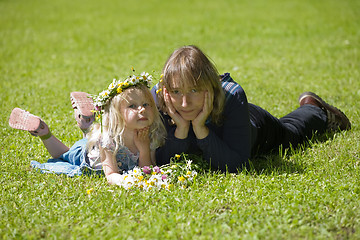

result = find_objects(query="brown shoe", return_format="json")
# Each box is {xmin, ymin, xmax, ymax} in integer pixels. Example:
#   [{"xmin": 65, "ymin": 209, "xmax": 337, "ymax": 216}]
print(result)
[{"xmin": 298, "ymin": 92, "xmax": 351, "ymax": 131}]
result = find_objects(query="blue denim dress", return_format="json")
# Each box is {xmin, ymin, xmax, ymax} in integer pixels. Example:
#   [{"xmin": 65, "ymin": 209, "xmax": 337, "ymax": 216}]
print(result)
[{"xmin": 30, "ymin": 138, "xmax": 139, "ymax": 177}]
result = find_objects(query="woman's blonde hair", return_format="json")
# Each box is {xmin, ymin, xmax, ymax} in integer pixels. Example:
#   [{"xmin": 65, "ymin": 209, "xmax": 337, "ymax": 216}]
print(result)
[
  {"xmin": 157, "ymin": 45, "xmax": 225, "ymax": 125},
  {"xmin": 87, "ymin": 84, "xmax": 166, "ymax": 153}
]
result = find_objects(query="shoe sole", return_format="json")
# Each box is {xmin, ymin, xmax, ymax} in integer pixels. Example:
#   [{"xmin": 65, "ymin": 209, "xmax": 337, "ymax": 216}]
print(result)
[
  {"xmin": 70, "ymin": 92, "xmax": 94, "ymax": 117},
  {"xmin": 9, "ymin": 108, "xmax": 41, "ymax": 131}
]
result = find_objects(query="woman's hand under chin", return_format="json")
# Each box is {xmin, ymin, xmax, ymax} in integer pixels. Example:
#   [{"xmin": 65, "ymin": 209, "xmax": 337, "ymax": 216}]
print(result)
[
  {"xmin": 163, "ymin": 87, "xmax": 190, "ymax": 139},
  {"xmin": 192, "ymin": 90, "xmax": 214, "ymax": 139}
]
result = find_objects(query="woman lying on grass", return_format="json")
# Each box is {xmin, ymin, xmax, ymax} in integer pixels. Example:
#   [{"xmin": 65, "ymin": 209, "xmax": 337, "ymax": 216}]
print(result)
[
  {"xmin": 151, "ymin": 45, "xmax": 351, "ymax": 173},
  {"xmin": 9, "ymin": 72, "xmax": 166, "ymax": 185}
]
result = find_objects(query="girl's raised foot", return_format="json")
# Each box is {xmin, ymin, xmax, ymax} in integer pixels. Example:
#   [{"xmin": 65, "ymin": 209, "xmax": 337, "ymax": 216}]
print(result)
[
  {"xmin": 9, "ymin": 108, "xmax": 51, "ymax": 140},
  {"xmin": 70, "ymin": 92, "xmax": 95, "ymax": 133}
]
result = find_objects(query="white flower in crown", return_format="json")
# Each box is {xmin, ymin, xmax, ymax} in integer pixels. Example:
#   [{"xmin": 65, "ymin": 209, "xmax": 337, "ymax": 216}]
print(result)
[
  {"xmin": 135, "ymin": 76, "xmax": 141, "ymax": 84},
  {"xmin": 141, "ymin": 72, "xmax": 152, "ymax": 81},
  {"xmin": 108, "ymin": 79, "xmax": 117, "ymax": 90},
  {"xmin": 100, "ymin": 90, "xmax": 110, "ymax": 98}
]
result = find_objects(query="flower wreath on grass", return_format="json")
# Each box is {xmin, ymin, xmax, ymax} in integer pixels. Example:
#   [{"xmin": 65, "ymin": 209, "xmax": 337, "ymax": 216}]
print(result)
[{"xmin": 115, "ymin": 153, "xmax": 199, "ymax": 191}]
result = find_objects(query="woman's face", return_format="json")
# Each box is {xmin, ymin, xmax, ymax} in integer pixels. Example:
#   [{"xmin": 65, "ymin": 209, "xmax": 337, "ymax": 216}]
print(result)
[
  {"xmin": 167, "ymin": 80, "xmax": 206, "ymax": 121},
  {"xmin": 120, "ymin": 89, "xmax": 155, "ymax": 130}
]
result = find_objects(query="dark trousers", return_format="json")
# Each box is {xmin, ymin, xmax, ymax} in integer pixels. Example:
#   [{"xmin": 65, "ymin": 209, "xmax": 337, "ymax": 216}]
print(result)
[{"xmin": 249, "ymin": 104, "xmax": 327, "ymax": 156}]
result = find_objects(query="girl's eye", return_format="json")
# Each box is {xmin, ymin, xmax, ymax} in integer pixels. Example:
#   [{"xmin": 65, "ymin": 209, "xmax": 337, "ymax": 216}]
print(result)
[
  {"xmin": 128, "ymin": 104, "xmax": 136, "ymax": 109},
  {"xmin": 191, "ymin": 89, "xmax": 197, "ymax": 93},
  {"xmin": 143, "ymin": 103, "xmax": 150, "ymax": 107},
  {"xmin": 172, "ymin": 90, "xmax": 180, "ymax": 94}
]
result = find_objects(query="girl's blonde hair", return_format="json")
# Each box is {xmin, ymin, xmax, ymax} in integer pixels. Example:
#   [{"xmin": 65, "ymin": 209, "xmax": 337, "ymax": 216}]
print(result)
[
  {"xmin": 87, "ymin": 84, "xmax": 166, "ymax": 153},
  {"xmin": 157, "ymin": 45, "xmax": 225, "ymax": 125}
]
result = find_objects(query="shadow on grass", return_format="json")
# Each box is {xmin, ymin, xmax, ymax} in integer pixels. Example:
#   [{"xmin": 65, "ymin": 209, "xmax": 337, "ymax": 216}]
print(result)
[
  {"xmin": 247, "ymin": 131, "xmax": 338, "ymax": 175},
  {"xmin": 248, "ymin": 153, "xmax": 305, "ymax": 175}
]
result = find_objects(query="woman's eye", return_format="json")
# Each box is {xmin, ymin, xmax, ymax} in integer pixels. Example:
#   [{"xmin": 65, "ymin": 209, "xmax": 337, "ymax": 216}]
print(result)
[{"xmin": 143, "ymin": 103, "xmax": 150, "ymax": 107}]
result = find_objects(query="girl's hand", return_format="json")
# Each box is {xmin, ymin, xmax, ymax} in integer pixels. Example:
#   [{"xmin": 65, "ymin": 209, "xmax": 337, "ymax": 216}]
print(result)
[
  {"xmin": 192, "ymin": 90, "xmax": 214, "ymax": 139},
  {"xmin": 163, "ymin": 87, "xmax": 190, "ymax": 139},
  {"xmin": 134, "ymin": 127, "xmax": 151, "ymax": 153},
  {"xmin": 134, "ymin": 127, "xmax": 152, "ymax": 167}
]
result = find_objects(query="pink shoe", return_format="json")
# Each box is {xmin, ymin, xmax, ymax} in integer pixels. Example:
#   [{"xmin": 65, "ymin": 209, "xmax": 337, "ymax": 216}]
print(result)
[
  {"xmin": 9, "ymin": 108, "xmax": 51, "ymax": 139},
  {"xmin": 70, "ymin": 92, "xmax": 95, "ymax": 132}
]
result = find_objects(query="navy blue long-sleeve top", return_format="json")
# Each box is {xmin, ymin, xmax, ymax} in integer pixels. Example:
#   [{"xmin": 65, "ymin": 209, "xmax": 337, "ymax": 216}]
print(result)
[{"xmin": 151, "ymin": 73, "xmax": 252, "ymax": 173}]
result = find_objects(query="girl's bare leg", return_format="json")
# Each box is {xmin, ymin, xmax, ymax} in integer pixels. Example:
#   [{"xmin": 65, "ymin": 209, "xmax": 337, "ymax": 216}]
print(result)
[
  {"xmin": 9, "ymin": 108, "xmax": 69, "ymax": 159},
  {"xmin": 29, "ymin": 120, "xmax": 70, "ymax": 159},
  {"xmin": 40, "ymin": 135, "xmax": 70, "ymax": 159}
]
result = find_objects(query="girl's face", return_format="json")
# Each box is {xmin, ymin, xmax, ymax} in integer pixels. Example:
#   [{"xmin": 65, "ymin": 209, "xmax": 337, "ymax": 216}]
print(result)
[
  {"xmin": 168, "ymin": 79, "xmax": 206, "ymax": 121},
  {"xmin": 120, "ymin": 89, "xmax": 155, "ymax": 130}
]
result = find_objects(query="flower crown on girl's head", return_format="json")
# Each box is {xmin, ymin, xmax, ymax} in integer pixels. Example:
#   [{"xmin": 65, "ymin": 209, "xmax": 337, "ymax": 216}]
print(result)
[{"xmin": 91, "ymin": 71, "xmax": 153, "ymax": 120}]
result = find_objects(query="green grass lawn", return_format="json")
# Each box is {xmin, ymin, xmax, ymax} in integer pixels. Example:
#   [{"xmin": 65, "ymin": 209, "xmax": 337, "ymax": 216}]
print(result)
[{"xmin": 1, "ymin": 0, "xmax": 359, "ymax": 239}]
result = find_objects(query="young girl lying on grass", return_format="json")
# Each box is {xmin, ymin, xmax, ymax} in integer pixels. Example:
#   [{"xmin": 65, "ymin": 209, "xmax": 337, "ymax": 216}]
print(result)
[{"xmin": 9, "ymin": 72, "xmax": 166, "ymax": 185}]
